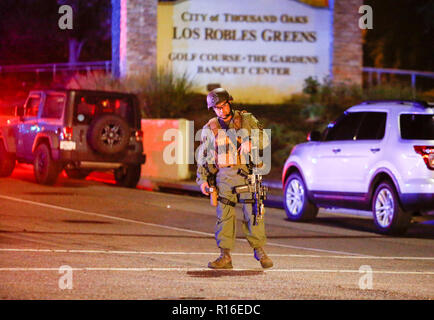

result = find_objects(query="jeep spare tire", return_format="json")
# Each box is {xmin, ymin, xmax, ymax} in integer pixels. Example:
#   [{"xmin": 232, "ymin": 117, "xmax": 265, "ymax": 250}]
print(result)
[{"xmin": 87, "ymin": 114, "xmax": 130, "ymax": 155}]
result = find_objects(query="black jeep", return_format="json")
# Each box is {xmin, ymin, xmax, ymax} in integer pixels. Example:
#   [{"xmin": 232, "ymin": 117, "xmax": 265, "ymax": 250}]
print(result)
[{"xmin": 0, "ymin": 89, "xmax": 146, "ymax": 187}]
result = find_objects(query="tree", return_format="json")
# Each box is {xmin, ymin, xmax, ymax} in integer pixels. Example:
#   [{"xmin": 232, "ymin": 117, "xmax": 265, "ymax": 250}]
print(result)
[
  {"xmin": 57, "ymin": 0, "xmax": 111, "ymax": 63},
  {"xmin": 0, "ymin": 0, "xmax": 111, "ymax": 65},
  {"xmin": 364, "ymin": 0, "xmax": 434, "ymax": 72},
  {"xmin": 0, "ymin": 0, "xmax": 63, "ymax": 64}
]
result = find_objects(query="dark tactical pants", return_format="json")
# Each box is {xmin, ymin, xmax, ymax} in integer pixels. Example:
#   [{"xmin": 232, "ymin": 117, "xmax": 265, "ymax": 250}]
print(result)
[{"xmin": 215, "ymin": 165, "xmax": 267, "ymax": 250}]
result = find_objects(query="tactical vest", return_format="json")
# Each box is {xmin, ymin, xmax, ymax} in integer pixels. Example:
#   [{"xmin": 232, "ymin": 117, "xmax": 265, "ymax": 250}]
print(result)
[{"xmin": 206, "ymin": 110, "xmax": 251, "ymax": 168}]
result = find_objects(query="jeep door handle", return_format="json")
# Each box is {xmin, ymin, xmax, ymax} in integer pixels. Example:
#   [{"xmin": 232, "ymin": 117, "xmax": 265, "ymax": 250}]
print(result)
[
  {"xmin": 332, "ymin": 148, "xmax": 341, "ymax": 153},
  {"xmin": 370, "ymin": 148, "xmax": 381, "ymax": 153}
]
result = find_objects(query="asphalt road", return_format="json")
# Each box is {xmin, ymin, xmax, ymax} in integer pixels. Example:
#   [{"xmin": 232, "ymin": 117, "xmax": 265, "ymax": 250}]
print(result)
[{"xmin": 0, "ymin": 165, "xmax": 433, "ymax": 300}]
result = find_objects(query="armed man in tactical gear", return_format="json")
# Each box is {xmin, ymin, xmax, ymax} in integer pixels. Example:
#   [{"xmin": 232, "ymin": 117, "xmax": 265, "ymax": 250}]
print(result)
[{"xmin": 196, "ymin": 87, "xmax": 273, "ymax": 269}]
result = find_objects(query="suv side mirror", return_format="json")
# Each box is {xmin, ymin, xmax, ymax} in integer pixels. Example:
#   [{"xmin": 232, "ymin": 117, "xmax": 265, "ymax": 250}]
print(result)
[
  {"xmin": 15, "ymin": 105, "xmax": 24, "ymax": 118},
  {"xmin": 307, "ymin": 130, "xmax": 322, "ymax": 141}
]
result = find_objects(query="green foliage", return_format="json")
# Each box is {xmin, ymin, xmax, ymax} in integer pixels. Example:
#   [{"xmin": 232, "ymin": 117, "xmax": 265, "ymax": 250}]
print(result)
[
  {"xmin": 302, "ymin": 76, "xmax": 321, "ymax": 96},
  {"xmin": 364, "ymin": 84, "xmax": 418, "ymax": 100},
  {"xmin": 140, "ymin": 68, "xmax": 196, "ymax": 118},
  {"xmin": 290, "ymin": 77, "xmax": 430, "ymax": 130},
  {"xmin": 261, "ymin": 119, "xmax": 307, "ymax": 179}
]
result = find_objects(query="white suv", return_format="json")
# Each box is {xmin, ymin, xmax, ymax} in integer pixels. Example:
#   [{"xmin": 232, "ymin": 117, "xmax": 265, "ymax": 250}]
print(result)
[{"xmin": 282, "ymin": 100, "xmax": 433, "ymax": 235}]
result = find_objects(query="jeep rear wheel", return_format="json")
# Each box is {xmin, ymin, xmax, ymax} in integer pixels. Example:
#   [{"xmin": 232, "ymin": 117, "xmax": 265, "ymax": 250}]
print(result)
[
  {"xmin": 284, "ymin": 172, "xmax": 318, "ymax": 221},
  {"xmin": 372, "ymin": 181, "xmax": 411, "ymax": 235},
  {"xmin": 0, "ymin": 142, "xmax": 15, "ymax": 177},
  {"xmin": 33, "ymin": 144, "xmax": 60, "ymax": 185},
  {"xmin": 87, "ymin": 115, "xmax": 130, "ymax": 155},
  {"xmin": 65, "ymin": 168, "xmax": 91, "ymax": 179},
  {"xmin": 114, "ymin": 164, "xmax": 141, "ymax": 188}
]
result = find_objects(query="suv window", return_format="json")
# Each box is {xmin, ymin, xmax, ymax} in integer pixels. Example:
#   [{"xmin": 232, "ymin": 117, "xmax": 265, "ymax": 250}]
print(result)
[
  {"xmin": 324, "ymin": 112, "xmax": 364, "ymax": 141},
  {"xmin": 356, "ymin": 112, "xmax": 387, "ymax": 140},
  {"xmin": 25, "ymin": 96, "xmax": 41, "ymax": 117},
  {"xmin": 400, "ymin": 114, "xmax": 434, "ymax": 140},
  {"xmin": 74, "ymin": 94, "xmax": 135, "ymax": 126},
  {"xmin": 41, "ymin": 94, "xmax": 65, "ymax": 119}
]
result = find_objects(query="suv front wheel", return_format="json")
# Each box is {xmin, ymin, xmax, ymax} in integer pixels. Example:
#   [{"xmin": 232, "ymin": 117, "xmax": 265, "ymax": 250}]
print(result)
[
  {"xmin": 284, "ymin": 172, "xmax": 318, "ymax": 221},
  {"xmin": 33, "ymin": 144, "xmax": 61, "ymax": 185},
  {"xmin": 372, "ymin": 181, "xmax": 411, "ymax": 235}
]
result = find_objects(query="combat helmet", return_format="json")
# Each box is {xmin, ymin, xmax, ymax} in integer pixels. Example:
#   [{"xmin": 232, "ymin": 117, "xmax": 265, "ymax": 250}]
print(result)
[{"xmin": 206, "ymin": 88, "xmax": 233, "ymax": 109}]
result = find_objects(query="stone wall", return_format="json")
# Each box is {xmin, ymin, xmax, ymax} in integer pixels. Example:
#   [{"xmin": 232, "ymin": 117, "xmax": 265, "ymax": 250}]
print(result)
[
  {"xmin": 332, "ymin": 0, "xmax": 363, "ymax": 85},
  {"xmin": 111, "ymin": 0, "xmax": 157, "ymax": 78}
]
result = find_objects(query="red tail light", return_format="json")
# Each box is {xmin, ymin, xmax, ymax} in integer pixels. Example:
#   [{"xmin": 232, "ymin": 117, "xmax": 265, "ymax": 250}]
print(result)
[
  {"xmin": 135, "ymin": 130, "xmax": 143, "ymax": 142},
  {"xmin": 62, "ymin": 127, "xmax": 73, "ymax": 140},
  {"xmin": 414, "ymin": 146, "xmax": 434, "ymax": 170}
]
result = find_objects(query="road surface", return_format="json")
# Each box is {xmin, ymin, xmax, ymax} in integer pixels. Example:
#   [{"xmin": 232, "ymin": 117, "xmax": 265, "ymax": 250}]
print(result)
[{"xmin": 0, "ymin": 165, "xmax": 433, "ymax": 300}]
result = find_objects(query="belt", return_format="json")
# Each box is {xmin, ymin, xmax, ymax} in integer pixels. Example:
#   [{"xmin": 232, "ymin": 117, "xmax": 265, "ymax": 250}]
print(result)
[{"xmin": 217, "ymin": 196, "xmax": 236, "ymax": 207}]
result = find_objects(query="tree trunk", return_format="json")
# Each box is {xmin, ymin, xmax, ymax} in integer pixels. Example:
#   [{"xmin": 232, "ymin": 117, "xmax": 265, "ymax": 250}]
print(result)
[{"xmin": 68, "ymin": 38, "xmax": 85, "ymax": 64}]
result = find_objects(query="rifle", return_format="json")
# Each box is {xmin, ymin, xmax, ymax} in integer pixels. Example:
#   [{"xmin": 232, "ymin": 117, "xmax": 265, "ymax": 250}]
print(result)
[{"xmin": 233, "ymin": 146, "xmax": 268, "ymax": 225}]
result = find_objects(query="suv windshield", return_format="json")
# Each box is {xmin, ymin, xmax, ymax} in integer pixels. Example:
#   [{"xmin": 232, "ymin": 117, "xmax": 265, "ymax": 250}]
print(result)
[
  {"xmin": 400, "ymin": 114, "xmax": 434, "ymax": 140},
  {"xmin": 74, "ymin": 93, "xmax": 136, "ymax": 126}
]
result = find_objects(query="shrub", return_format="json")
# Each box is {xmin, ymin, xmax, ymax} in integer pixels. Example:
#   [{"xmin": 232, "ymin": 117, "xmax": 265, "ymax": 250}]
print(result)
[
  {"xmin": 261, "ymin": 119, "xmax": 307, "ymax": 179},
  {"xmin": 66, "ymin": 71, "xmax": 125, "ymax": 92},
  {"xmin": 140, "ymin": 68, "xmax": 196, "ymax": 118}
]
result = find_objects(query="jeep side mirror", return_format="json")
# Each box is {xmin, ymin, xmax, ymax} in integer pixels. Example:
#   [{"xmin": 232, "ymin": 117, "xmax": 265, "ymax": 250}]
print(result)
[
  {"xmin": 307, "ymin": 130, "xmax": 322, "ymax": 141},
  {"xmin": 15, "ymin": 105, "xmax": 24, "ymax": 118}
]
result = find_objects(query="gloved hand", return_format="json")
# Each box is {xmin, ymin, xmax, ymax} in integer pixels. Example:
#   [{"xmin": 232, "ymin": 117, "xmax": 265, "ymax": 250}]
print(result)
[
  {"xmin": 238, "ymin": 140, "xmax": 251, "ymax": 154},
  {"xmin": 200, "ymin": 181, "xmax": 210, "ymax": 196}
]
